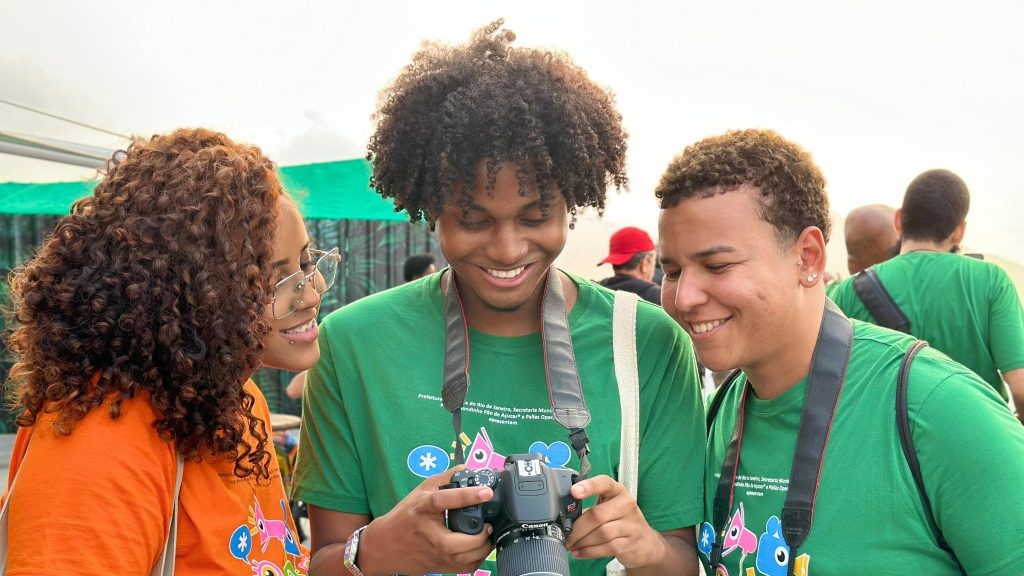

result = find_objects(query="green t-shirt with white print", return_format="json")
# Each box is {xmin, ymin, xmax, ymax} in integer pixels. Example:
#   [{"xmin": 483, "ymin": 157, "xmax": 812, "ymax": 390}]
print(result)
[
  {"xmin": 700, "ymin": 320, "xmax": 1024, "ymax": 576},
  {"xmin": 294, "ymin": 269, "xmax": 706, "ymax": 576}
]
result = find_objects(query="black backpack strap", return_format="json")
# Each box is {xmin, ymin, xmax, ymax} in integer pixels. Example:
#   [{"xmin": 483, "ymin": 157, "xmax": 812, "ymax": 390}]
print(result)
[
  {"xmin": 705, "ymin": 369, "xmax": 742, "ymax": 433},
  {"xmin": 852, "ymin": 268, "xmax": 911, "ymax": 333},
  {"xmin": 897, "ymin": 340, "xmax": 959, "ymax": 561}
]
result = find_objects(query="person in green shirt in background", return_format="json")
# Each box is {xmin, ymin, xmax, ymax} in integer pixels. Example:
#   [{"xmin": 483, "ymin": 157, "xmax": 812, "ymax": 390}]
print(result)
[
  {"xmin": 829, "ymin": 169, "xmax": 1024, "ymax": 423},
  {"xmin": 656, "ymin": 129, "xmax": 1024, "ymax": 575}
]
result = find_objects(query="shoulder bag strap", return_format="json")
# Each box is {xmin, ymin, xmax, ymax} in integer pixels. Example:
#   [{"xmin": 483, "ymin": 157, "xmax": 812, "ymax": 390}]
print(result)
[
  {"xmin": 0, "ymin": 449, "xmax": 19, "ymax": 575},
  {"xmin": 606, "ymin": 290, "xmax": 640, "ymax": 576},
  {"xmin": 852, "ymin": 268, "xmax": 911, "ymax": 333},
  {"xmin": 611, "ymin": 290, "xmax": 640, "ymax": 497},
  {"xmin": 0, "ymin": 444, "xmax": 184, "ymax": 576},
  {"xmin": 897, "ymin": 341, "xmax": 958, "ymax": 562},
  {"xmin": 150, "ymin": 452, "xmax": 185, "ymax": 576}
]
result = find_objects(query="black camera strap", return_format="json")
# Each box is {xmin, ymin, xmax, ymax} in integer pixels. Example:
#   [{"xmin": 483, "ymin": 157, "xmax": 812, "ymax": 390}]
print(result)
[
  {"xmin": 709, "ymin": 300, "xmax": 853, "ymax": 576},
  {"xmin": 442, "ymin": 268, "xmax": 593, "ymax": 478}
]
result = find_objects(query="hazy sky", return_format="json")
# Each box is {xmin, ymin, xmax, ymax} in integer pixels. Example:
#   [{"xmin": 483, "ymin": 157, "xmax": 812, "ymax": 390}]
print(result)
[{"xmin": 2, "ymin": 0, "xmax": 1022, "ymax": 264}]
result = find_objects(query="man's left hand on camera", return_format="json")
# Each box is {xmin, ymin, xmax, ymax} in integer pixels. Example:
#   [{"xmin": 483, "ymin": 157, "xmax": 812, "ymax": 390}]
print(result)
[{"xmin": 357, "ymin": 466, "xmax": 494, "ymax": 576}]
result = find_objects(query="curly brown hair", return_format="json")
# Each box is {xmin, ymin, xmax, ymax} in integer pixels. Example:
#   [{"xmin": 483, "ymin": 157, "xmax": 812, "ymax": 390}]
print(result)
[
  {"xmin": 6, "ymin": 128, "xmax": 281, "ymax": 479},
  {"xmin": 655, "ymin": 128, "xmax": 831, "ymax": 244},
  {"xmin": 367, "ymin": 19, "xmax": 628, "ymax": 222}
]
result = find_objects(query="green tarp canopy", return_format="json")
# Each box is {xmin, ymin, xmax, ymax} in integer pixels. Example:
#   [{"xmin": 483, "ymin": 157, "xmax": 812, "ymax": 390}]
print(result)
[{"xmin": 0, "ymin": 158, "xmax": 409, "ymax": 221}]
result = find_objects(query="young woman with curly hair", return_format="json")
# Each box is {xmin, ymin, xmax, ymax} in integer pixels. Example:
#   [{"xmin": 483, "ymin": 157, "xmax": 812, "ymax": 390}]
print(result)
[
  {"xmin": 1, "ymin": 128, "xmax": 338, "ymax": 575},
  {"xmin": 292, "ymin": 20, "xmax": 705, "ymax": 576}
]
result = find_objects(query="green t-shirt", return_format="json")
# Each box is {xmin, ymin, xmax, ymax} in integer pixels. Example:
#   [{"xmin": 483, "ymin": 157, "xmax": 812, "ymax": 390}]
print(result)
[
  {"xmin": 700, "ymin": 321, "xmax": 1024, "ymax": 576},
  {"xmin": 828, "ymin": 252, "xmax": 1024, "ymax": 398},
  {"xmin": 293, "ymin": 270, "xmax": 706, "ymax": 576}
]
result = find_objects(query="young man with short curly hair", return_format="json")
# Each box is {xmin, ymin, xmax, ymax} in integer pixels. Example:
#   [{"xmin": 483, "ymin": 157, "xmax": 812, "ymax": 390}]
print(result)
[
  {"xmin": 294, "ymin": 20, "xmax": 705, "ymax": 576},
  {"xmin": 657, "ymin": 129, "xmax": 1024, "ymax": 574}
]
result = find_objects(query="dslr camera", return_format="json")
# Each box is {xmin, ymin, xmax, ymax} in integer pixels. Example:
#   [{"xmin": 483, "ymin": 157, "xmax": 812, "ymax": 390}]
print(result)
[{"xmin": 446, "ymin": 454, "xmax": 581, "ymax": 576}]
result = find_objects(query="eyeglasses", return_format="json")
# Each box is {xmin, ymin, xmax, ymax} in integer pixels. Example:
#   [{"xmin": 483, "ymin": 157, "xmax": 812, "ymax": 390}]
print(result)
[{"xmin": 271, "ymin": 247, "xmax": 341, "ymax": 319}]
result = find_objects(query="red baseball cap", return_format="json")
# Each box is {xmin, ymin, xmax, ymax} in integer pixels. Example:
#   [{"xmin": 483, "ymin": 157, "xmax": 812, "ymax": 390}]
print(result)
[{"xmin": 598, "ymin": 227, "xmax": 656, "ymax": 266}]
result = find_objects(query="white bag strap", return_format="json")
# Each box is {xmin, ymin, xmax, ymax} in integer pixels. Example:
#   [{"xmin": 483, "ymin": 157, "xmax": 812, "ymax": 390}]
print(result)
[
  {"xmin": 0, "ymin": 456, "xmax": 18, "ymax": 575},
  {"xmin": 0, "ymin": 441, "xmax": 184, "ymax": 576},
  {"xmin": 612, "ymin": 290, "xmax": 640, "ymax": 497},
  {"xmin": 150, "ymin": 453, "xmax": 186, "ymax": 576},
  {"xmin": 609, "ymin": 290, "xmax": 640, "ymax": 576}
]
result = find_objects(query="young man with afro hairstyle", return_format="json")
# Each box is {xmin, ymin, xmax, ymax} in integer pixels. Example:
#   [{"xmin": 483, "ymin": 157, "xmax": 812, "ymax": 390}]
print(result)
[
  {"xmin": 293, "ymin": 19, "xmax": 705, "ymax": 576},
  {"xmin": 657, "ymin": 129, "xmax": 1024, "ymax": 574}
]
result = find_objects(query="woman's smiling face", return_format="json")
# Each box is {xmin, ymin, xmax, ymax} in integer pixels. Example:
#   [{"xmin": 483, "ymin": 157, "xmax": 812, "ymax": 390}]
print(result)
[{"xmin": 261, "ymin": 198, "xmax": 321, "ymax": 372}]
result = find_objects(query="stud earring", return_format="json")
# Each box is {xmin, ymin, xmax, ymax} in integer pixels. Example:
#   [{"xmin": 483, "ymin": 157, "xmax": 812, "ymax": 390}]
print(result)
[
  {"xmin": 807, "ymin": 273, "xmax": 818, "ymax": 283},
  {"xmin": 289, "ymin": 339, "xmax": 295, "ymax": 345}
]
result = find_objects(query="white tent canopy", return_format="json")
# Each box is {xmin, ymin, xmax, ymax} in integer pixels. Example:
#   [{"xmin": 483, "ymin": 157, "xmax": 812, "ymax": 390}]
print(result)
[{"xmin": 0, "ymin": 130, "xmax": 114, "ymax": 169}]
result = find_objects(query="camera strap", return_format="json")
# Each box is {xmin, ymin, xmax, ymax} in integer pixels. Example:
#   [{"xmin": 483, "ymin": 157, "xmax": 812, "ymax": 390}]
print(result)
[
  {"xmin": 709, "ymin": 300, "xmax": 853, "ymax": 576},
  {"xmin": 442, "ymin": 268, "xmax": 593, "ymax": 478}
]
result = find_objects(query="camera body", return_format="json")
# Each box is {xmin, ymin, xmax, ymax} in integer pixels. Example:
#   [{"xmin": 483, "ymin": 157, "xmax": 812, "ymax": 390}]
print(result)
[{"xmin": 446, "ymin": 454, "xmax": 581, "ymax": 576}]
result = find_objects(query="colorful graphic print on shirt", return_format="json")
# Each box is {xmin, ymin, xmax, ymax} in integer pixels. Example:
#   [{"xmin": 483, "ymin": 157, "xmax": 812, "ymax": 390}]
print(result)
[
  {"xmin": 697, "ymin": 504, "xmax": 811, "ymax": 576},
  {"xmin": 405, "ymin": 426, "xmax": 572, "ymax": 477},
  {"xmin": 227, "ymin": 497, "xmax": 309, "ymax": 575}
]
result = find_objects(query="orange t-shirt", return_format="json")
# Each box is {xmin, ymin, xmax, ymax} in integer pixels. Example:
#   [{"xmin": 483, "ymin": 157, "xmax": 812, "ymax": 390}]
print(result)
[{"xmin": 2, "ymin": 380, "xmax": 309, "ymax": 575}]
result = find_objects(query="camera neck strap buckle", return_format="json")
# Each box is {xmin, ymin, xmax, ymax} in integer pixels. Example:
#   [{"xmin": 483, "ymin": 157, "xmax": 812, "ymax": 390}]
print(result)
[
  {"xmin": 442, "ymin": 268, "xmax": 592, "ymax": 478},
  {"xmin": 568, "ymin": 428, "xmax": 591, "ymax": 478}
]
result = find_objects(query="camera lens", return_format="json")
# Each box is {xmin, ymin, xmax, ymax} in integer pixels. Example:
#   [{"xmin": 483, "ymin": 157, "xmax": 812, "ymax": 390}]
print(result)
[{"xmin": 495, "ymin": 525, "xmax": 569, "ymax": 576}]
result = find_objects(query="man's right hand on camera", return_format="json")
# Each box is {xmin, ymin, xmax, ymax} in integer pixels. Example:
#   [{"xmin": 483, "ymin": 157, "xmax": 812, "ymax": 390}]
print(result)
[{"xmin": 308, "ymin": 465, "xmax": 495, "ymax": 576}]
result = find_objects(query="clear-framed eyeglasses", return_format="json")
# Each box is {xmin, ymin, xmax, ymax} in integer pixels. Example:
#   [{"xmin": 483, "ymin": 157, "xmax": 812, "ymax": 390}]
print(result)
[{"xmin": 271, "ymin": 247, "xmax": 341, "ymax": 319}]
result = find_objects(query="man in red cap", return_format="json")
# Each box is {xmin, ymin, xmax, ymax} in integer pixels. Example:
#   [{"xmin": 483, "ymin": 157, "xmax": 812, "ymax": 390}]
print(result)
[{"xmin": 598, "ymin": 226, "xmax": 661, "ymax": 304}]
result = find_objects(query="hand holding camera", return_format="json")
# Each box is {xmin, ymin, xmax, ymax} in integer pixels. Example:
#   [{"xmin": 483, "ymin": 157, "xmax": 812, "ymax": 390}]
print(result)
[
  {"xmin": 357, "ymin": 466, "xmax": 494, "ymax": 576},
  {"xmin": 565, "ymin": 474, "xmax": 671, "ymax": 570},
  {"xmin": 446, "ymin": 454, "xmax": 581, "ymax": 576}
]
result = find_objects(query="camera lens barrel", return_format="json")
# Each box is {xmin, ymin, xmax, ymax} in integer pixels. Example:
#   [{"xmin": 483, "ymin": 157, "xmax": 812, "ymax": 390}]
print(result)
[{"xmin": 495, "ymin": 526, "xmax": 570, "ymax": 576}]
